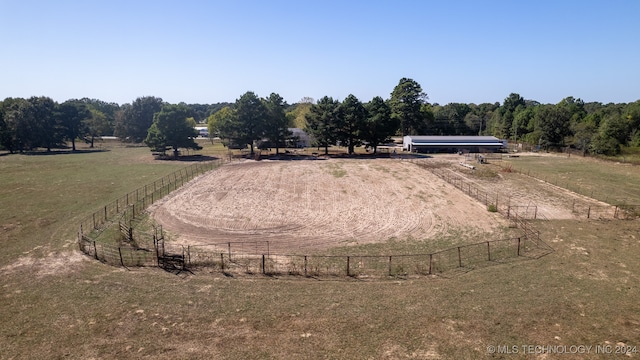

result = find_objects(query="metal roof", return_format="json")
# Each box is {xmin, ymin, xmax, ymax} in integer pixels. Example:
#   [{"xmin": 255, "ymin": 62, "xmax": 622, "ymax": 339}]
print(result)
[
  {"xmin": 408, "ymin": 142, "xmax": 504, "ymax": 146},
  {"xmin": 404, "ymin": 136, "xmax": 503, "ymax": 147}
]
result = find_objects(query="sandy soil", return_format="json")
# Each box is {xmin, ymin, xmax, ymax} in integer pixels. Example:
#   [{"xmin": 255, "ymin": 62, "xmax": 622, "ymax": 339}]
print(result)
[{"xmin": 149, "ymin": 158, "xmax": 507, "ymax": 253}]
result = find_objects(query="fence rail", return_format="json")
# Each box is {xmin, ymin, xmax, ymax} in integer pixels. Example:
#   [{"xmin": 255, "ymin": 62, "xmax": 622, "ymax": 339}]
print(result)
[
  {"xmin": 78, "ymin": 160, "xmax": 222, "ymax": 243},
  {"xmin": 78, "ymin": 157, "xmax": 554, "ymax": 279}
]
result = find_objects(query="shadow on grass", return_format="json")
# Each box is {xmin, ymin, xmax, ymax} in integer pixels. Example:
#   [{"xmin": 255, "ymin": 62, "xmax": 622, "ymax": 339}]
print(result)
[
  {"xmin": 257, "ymin": 152, "xmax": 432, "ymax": 161},
  {"xmin": 19, "ymin": 148, "xmax": 110, "ymax": 156},
  {"xmin": 153, "ymin": 154, "xmax": 221, "ymax": 162}
]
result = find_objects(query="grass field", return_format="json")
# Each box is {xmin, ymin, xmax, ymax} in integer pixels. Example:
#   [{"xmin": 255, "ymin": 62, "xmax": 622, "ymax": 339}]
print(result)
[
  {"xmin": 2, "ymin": 143, "xmax": 640, "ymax": 359},
  {"xmin": 501, "ymin": 153, "xmax": 640, "ymax": 205}
]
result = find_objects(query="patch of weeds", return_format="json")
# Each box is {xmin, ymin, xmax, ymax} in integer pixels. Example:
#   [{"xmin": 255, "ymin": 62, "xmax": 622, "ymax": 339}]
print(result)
[
  {"xmin": 472, "ymin": 167, "xmax": 499, "ymax": 178},
  {"xmin": 487, "ymin": 204, "xmax": 498, "ymax": 212},
  {"xmin": 324, "ymin": 163, "xmax": 347, "ymax": 178}
]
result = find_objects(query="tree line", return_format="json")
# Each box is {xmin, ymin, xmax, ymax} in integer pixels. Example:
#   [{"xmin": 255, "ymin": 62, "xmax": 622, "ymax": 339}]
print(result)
[
  {"xmin": 2, "ymin": 78, "xmax": 639, "ymax": 156},
  {"xmin": 0, "ymin": 96, "xmax": 228, "ymax": 154}
]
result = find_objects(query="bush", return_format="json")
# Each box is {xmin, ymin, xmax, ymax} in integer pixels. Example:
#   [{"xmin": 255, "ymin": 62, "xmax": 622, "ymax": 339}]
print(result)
[{"xmin": 487, "ymin": 204, "xmax": 498, "ymax": 212}]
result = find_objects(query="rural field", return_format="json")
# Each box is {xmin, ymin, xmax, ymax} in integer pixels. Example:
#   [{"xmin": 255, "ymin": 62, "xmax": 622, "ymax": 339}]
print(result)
[{"xmin": 2, "ymin": 143, "xmax": 640, "ymax": 359}]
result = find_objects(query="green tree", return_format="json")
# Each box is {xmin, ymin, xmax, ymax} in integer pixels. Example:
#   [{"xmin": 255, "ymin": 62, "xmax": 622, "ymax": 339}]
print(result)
[
  {"xmin": 208, "ymin": 106, "xmax": 236, "ymax": 142},
  {"xmin": 488, "ymin": 93, "xmax": 526, "ymax": 139},
  {"xmin": 84, "ymin": 109, "xmax": 111, "ymax": 148},
  {"xmin": 535, "ymin": 105, "xmax": 571, "ymax": 150},
  {"xmin": 338, "ymin": 94, "xmax": 366, "ymax": 154},
  {"xmin": 115, "ymin": 96, "xmax": 163, "ymax": 142},
  {"xmin": 263, "ymin": 93, "xmax": 291, "ymax": 154},
  {"xmin": 56, "ymin": 100, "xmax": 90, "ymax": 151},
  {"xmin": 362, "ymin": 96, "xmax": 397, "ymax": 153},
  {"xmin": 389, "ymin": 78, "xmax": 428, "ymax": 136},
  {"xmin": 285, "ymin": 98, "xmax": 313, "ymax": 129},
  {"xmin": 226, "ymin": 91, "xmax": 268, "ymax": 155},
  {"xmin": 1, "ymin": 98, "xmax": 38, "ymax": 152},
  {"xmin": 144, "ymin": 104, "xmax": 201, "ymax": 158},
  {"xmin": 28, "ymin": 96, "xmax": 60, "ymax": 152},
  {"xmin": 305, "ymin": 96, "xmax": 340, "ymax": 155},
  {"xmin": 77, "ymin": 98, "xmax": 119, "ymax": 136}
]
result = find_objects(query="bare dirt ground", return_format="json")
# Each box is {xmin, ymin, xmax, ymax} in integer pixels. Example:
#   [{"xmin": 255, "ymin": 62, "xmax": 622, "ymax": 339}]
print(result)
[
  {"xmin": 149, "ymin": 157, "xmax": 507, "ymax": 254},
  {"xmin": 149, "ymin": 154, "xmax": 612, "ymax": 254}
]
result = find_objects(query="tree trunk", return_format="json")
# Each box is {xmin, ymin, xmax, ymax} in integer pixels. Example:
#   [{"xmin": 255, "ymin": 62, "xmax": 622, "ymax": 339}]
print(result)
[
  {"xmin": 71, "ymin": 139, "xmax": 76, "ymax": 151},
  {"xmin": 324, "ymin": 144, "xmax": 329, "ymax": 155},
  {"xmin": 173, "ymin": 147, "xmax": 179, "ymax": 159}
]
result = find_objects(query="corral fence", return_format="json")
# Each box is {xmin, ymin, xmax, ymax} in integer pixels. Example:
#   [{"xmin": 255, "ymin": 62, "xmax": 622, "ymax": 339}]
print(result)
[
  {"xmin": 425, "ymin": 166, "xmax": 541, "ymax": 222},
  {"xmin": 493, "ymin": 162, "xmax": 640, "ymax": 220},
  {"xmin": 178, "ymin": 236, "xmax": 547, "ymax": 278},
  {"xmin": 78, "ymin": 160, "xmax": 223, "ymax": 263},
  {"xmin": 77, "ymin": 156, "xmax": 554, "ymax": 279}
]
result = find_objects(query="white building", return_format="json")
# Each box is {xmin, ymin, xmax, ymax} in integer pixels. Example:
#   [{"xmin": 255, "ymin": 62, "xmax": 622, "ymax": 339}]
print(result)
[{"xmin": 402, "ymin": 136, "xmax": 506, "ymax": 153}]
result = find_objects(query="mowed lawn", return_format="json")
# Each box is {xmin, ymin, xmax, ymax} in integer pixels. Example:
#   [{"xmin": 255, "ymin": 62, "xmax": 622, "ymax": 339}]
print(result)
[{"xmin": 1, "ymin": 145, "xmax": 640, "ymax": 359}]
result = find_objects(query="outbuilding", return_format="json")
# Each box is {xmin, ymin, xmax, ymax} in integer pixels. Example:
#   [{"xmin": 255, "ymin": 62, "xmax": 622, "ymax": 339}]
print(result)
[{"xmin": 402, "ymin": 135, "xmax": 506, "ymax": 153}]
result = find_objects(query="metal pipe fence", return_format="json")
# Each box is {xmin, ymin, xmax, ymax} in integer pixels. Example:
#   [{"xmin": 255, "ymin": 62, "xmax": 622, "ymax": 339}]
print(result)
[{"xmin": 77, "ymin": 157, "xmax": 554, "ymax": 279}]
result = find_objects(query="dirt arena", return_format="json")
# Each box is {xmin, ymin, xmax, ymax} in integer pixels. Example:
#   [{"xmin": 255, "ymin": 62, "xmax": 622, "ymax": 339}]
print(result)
[{"xmin": 149, "ymin": 155, "xmax": 609, "ymax": 253}]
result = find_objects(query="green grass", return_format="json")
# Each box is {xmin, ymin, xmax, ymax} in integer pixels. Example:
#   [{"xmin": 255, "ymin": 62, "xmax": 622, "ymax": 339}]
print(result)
[
  {"xmin": 502, "ymin": 154, "xmax": 640, "ymax": 205},
  {"xmin": 0, "ymin": 145, "xmax": 186, "ymax": 264},
  {"xmin": 1, "ymin": 145, "xmax": 640, "ymax": 359},
  {"xmin": 323, "ymin": 162, "xmax": 347, "ymax": 178}
]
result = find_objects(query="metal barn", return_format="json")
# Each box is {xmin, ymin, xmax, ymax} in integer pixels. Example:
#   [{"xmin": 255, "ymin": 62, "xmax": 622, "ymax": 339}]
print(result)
[{"xmin": 402, "ymin": 135, "xmax": 506, "ymax": 153}]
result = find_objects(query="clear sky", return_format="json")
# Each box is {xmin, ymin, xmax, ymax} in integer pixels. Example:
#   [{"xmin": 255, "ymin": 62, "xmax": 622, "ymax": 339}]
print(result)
[{"xmin": 1, "ymin": 0, "xmax": 638, "ymax": 106}]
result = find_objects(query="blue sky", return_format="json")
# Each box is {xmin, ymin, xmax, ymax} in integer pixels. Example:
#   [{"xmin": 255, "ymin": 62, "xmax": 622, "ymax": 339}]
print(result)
[{"xmin": 1, "ymin": 0, "xmax": 638, "ymax": 106}]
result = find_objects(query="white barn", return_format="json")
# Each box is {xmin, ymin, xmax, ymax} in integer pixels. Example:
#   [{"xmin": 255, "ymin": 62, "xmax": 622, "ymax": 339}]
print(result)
[{"xmin": 403, "ymin": 136, "xmax": 506, "ymax": 153}]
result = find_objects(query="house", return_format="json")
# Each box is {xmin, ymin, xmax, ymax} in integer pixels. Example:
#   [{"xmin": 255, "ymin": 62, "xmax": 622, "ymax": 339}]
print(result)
[
  {"xmin": 194, "ymin": 126, "xmax": 209, "ymax": 138},
  {"xmin": 288, "ymin": 128, "xmax": 310, "ymax": 148},
  {"xmin": 402, "ymin": 135, "xmax": 506, "ymax": 153}
]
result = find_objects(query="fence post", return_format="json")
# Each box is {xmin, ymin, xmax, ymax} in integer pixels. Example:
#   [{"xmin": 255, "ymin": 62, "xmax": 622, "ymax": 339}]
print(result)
[
  {"xmin": 534, "ymin": 206, "xmax": 537, "ymax": 219},
  {"xmin": 458, "ymin": 247, "xmax": 462, "ymax": 267},
  {"xmin": 92, "ymin": 213, "xmax": 96, "ymax": 229},
  {"xmin": 388, "ymin": 256, "xmax": 392, "ymax": 276},
  {"xmin": 104, "ymin": 205, "xmax": 107, "ymax": 221},
  {"xmin": 153, "ymin": 235, "xmax": 158, "ymax": 266},
  {"xmin": 116, "ymin": 198, "xmax": 119, "ymax": 213},
  {"xmin": 187, "ymin": 246, "xmax": 191, "ymax": 267},
  {"xmin": 587, "ymin": 206, "xmax": 591, "ymax": 219},
  {"xmin": 429, "ymin": 254, "xmax": 433, "ymax": 274},
  {"xmin": 118, "ymin": 247, "xmax": 124, "ymax": 267},
  {"xmin": 93, "ymin": 241, "xmax": 98, "ymax": 260},
  {"xmin": 487, "ymin": 241, "xmax": 491, "ymax": 261},
  {"xmin": 262, "ymin": 254, "xmax": 266, "ymax": 275},
  {"xmin": 346, "ymin": 256, "xmax": 350, "ymax": 276},
  {"xmin": 221, "ymin": 253, "xmax": 224, "ymax": 271},
  {"xmin": 228, "ymin": 242, "xmax": 231, "ymax": 260},
  {"xmin": 304, "ymin": 256, "xmax": 307, "ymax": 277},
  {"xmin": 517, "ymin": 237, "xmax": 521, "ymax": 256}
]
